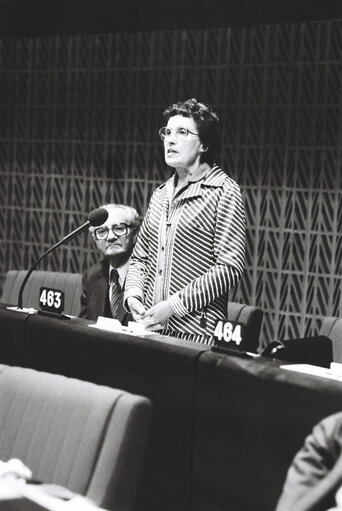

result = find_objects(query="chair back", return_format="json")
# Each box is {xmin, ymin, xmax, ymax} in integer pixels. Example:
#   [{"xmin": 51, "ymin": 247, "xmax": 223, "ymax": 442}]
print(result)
[
  {"xmin": 0, "ymin": 364, "xmax": 151, "ymax": 511},
  {"xmin": 227, "ymin": 301, "xmax": 263, "ymax": 353},
  {"xmin": 1, "ymin": 270, "xmax": 82, "ymax": 316},
  {"xmin": 319, "ymin": 317, "xmax": 342, "ymax": 363}
]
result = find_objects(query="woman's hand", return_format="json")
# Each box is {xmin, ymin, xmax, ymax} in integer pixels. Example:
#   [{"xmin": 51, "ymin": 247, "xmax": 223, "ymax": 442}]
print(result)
[
  {"xmin": 142, "ymin": 301, "xmax": 173, "ymax": 331},
  {"xmin": 0, "ymin": 458, "xmax": 32, "ymax": 481},
  {"xmin": 127, "ymin": 297, "xmax": 146, "ymax": 322}
]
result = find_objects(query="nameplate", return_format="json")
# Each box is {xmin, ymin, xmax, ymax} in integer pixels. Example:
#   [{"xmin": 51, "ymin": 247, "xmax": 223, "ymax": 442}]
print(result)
[
  {"xmin": 213, "ymin": 320, "xmax": 244, "ymax": 346},
  {"xmin": 39, "ymin": 287, "xmax": 65, "ymax": 315},
  {"xmin": 211, "ymin": 319, "xmax": 254, "ymax": 357}
]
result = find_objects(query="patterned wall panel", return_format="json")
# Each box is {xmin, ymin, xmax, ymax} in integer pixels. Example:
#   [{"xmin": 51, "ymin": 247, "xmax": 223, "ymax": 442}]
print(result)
[{"xmin": 0, "ymin": 20, "xmax": 342, "ymax": 347}]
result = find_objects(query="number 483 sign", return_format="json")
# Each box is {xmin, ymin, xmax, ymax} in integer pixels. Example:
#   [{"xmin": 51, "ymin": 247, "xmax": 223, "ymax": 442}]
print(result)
[
  {"xmin": 39, "ymin": 287, "xmax": 65, "ymax": 315},
  {"xmin": 213, "ymin": 320, "xmax": 245, "ymax": 347}
]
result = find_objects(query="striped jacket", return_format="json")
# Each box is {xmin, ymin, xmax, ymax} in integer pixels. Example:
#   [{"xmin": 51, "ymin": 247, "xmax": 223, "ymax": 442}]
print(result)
[{"xmin": 124, "ymin": 165, "xmax": 246, "ymax": 342}]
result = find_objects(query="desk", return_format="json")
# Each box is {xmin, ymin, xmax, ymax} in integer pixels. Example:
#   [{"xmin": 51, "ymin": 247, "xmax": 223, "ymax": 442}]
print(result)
[
  {"xmin": 1, "ymin": 305, "xmax": 342, "ymax": 511},
  {"xmin": 0, "ymin": 305, "xmax": 208, "ymax": 511},
  {"xmin": 193, "ymin": 351, "xmax": 342, "ymax": 511},
  {"xmin": 0, "ymin": 305, "xmax": 31, "ymax": 365}
]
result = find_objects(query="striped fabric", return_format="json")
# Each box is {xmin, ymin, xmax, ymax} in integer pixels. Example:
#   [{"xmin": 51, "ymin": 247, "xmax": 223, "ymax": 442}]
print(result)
[{"xmin": 124, "ymin": 165, "xmax": 246, "ymax": 341}]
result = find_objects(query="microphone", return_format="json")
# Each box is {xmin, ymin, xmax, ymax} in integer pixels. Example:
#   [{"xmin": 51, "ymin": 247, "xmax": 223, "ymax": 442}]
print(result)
[
  {"xmin": 56, "ymin": 207, "xmax": 108, "ymax": 246},
  {"xmin": 261, "ymin": 341, "xmax": 298, "ymax": 362},
  {"xmin": 17, "ymin": 208, "xmax": 108, "ymax": 310}
]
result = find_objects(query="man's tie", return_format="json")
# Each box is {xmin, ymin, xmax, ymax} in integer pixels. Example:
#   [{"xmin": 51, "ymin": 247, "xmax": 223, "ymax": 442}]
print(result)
[{"xmin": 109, "ymin": 269, "xmax": 121, "ymax": 319}]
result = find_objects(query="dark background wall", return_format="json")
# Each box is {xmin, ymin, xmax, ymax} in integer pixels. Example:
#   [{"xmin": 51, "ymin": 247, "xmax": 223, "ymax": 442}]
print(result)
[
  {"xmin": 0, "ymin": 0, "xmax": 342, "ymax": 38},
  {"xmin": 1, "ymin": 3, "xmax": 342, "ymax": 347}
]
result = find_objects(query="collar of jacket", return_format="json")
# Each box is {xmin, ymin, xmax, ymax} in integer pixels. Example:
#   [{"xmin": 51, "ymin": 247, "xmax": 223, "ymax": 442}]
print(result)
[
  {"xmin": 158, "ymin": 164, "xmax": 226, "ymax": 204},
  {"xmin": 98, "ymin": 258, "xmax": 109, "ymax": 278}
]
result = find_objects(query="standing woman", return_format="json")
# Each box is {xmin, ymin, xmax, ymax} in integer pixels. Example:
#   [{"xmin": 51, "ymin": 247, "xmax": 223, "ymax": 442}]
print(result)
[{"xmin": 124, "ymin": 98, "xmax": 246, "ymax": 343}]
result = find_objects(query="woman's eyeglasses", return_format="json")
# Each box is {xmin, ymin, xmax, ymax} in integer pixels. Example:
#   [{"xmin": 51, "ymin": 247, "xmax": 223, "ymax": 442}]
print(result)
[{"xmin": 158, "ymin": 126, "xmax": 199, "ymax": 141}]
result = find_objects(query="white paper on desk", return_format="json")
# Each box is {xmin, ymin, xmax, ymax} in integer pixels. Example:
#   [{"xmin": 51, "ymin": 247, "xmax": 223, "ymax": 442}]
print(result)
[
  {"xmin": 89, "ymin": 316, "xmax": 157, "ymax": 336},
  {"xmin": 90, "ymin": 316, "xmax": 123, "ymax": 332},
  {"xmin": 281, "ymin": 364, "xmax": 342, "ymax": 382}
]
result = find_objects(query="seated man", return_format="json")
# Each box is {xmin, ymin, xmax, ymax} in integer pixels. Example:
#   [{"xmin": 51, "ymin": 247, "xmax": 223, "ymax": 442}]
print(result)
[
  {"xmin": 276, "ymin": 412, "xmax": 342, "ymax": 511},
  {"xmin": 80, "ymin": 203, "xmax": 142, "ymax": 324}
]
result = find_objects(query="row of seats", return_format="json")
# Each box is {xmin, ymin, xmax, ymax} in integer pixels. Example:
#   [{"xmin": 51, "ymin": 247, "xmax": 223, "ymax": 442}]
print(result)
[
  {"xmin": 1, "ymin": 270, "xmax": 82, "ymax": 318},
  {"xmin": 0, "ymin": 363, "xmax": 152, "ymax": 511}
]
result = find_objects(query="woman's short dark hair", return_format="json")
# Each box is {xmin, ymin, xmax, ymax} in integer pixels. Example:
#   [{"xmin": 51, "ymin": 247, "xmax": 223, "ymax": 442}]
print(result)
[{"xmin": 162, "ymin": 98, "xmax": 220, "ymax": 165}]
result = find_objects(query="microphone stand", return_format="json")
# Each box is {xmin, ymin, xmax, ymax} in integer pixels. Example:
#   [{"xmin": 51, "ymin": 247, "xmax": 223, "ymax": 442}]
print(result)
[{"xmin": 17, "ymin": 220, "xmax": 90, "ymax": 311}]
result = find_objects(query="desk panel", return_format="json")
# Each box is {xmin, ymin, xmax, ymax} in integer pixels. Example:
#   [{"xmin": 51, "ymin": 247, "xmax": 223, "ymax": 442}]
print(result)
[
  {"xmin": 193, "ymin": 351, "xmax": 342, "ymax": 511},
  {"xmin": 21, "ymin": 312, "xmax": 208, "ymax": 511},
  {"xmin": 0, "ymin": 305, "xmax": 30, "ymax": 365}
]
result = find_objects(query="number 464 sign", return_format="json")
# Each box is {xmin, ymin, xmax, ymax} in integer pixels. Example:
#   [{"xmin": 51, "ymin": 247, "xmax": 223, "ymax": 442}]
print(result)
[{"xmin": 213, "ymin": 320, "xmax": 244, "ymax": 346}]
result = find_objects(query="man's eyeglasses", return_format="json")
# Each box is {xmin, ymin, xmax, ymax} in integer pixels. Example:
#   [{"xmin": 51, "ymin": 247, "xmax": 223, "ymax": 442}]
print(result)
[
  {"xmin": 94, "ymin": 224, "xmax": 131, "ymax": 240},
  {"xmin": 158, "ymin": 126, "xmax": 199, "ymax": 141}
]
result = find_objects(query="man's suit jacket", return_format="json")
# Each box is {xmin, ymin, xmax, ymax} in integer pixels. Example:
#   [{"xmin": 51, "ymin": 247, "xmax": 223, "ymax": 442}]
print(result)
[
  {"xmin": 79, "ymin": 259, "xmax": 131, "ymax": 325},
  {"xmin": 276, "ymin": 412, "xmax": 342, "ymax": 511}
]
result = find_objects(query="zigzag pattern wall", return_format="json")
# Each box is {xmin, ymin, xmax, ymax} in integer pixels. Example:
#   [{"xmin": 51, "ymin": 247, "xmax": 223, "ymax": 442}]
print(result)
[{"xmin": 1, "ymin": 20, "xmax": 342, "ymax": 347}]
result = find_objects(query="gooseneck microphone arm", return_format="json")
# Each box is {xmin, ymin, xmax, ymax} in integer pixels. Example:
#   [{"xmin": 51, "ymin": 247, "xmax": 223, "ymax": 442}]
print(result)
[
  {"xmin": 17, "ymin": 208, "xmax": 108, "ymax": 310},
  {"xmin": 17, "ymin": 221, "xmax": 90, "ymax": 309}
]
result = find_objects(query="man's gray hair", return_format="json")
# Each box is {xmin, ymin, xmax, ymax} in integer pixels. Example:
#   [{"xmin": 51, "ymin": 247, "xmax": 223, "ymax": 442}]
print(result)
[{"xmin": 90, "ymin": 203, "xmax": 143, "ymax": 233}]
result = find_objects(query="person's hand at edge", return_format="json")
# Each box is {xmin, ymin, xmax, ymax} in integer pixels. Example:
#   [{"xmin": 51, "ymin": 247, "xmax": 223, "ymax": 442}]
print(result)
[
  {"xmin": 142, "ymin": 301, "xmax": 173, "ymax": 331},
  {"xmin": 127, "ymin": 297, "xmax": 146, "ymax": 322},
  {"xmin": 0, "ymin": 458, "xmax": 32, "ymax": 482}
]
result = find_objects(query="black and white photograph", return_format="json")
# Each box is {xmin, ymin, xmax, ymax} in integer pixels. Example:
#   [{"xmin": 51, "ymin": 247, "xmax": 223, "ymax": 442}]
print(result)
[{"xmin": 1, "ymin": 1, "xmax": 342, "ymax": 510}]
